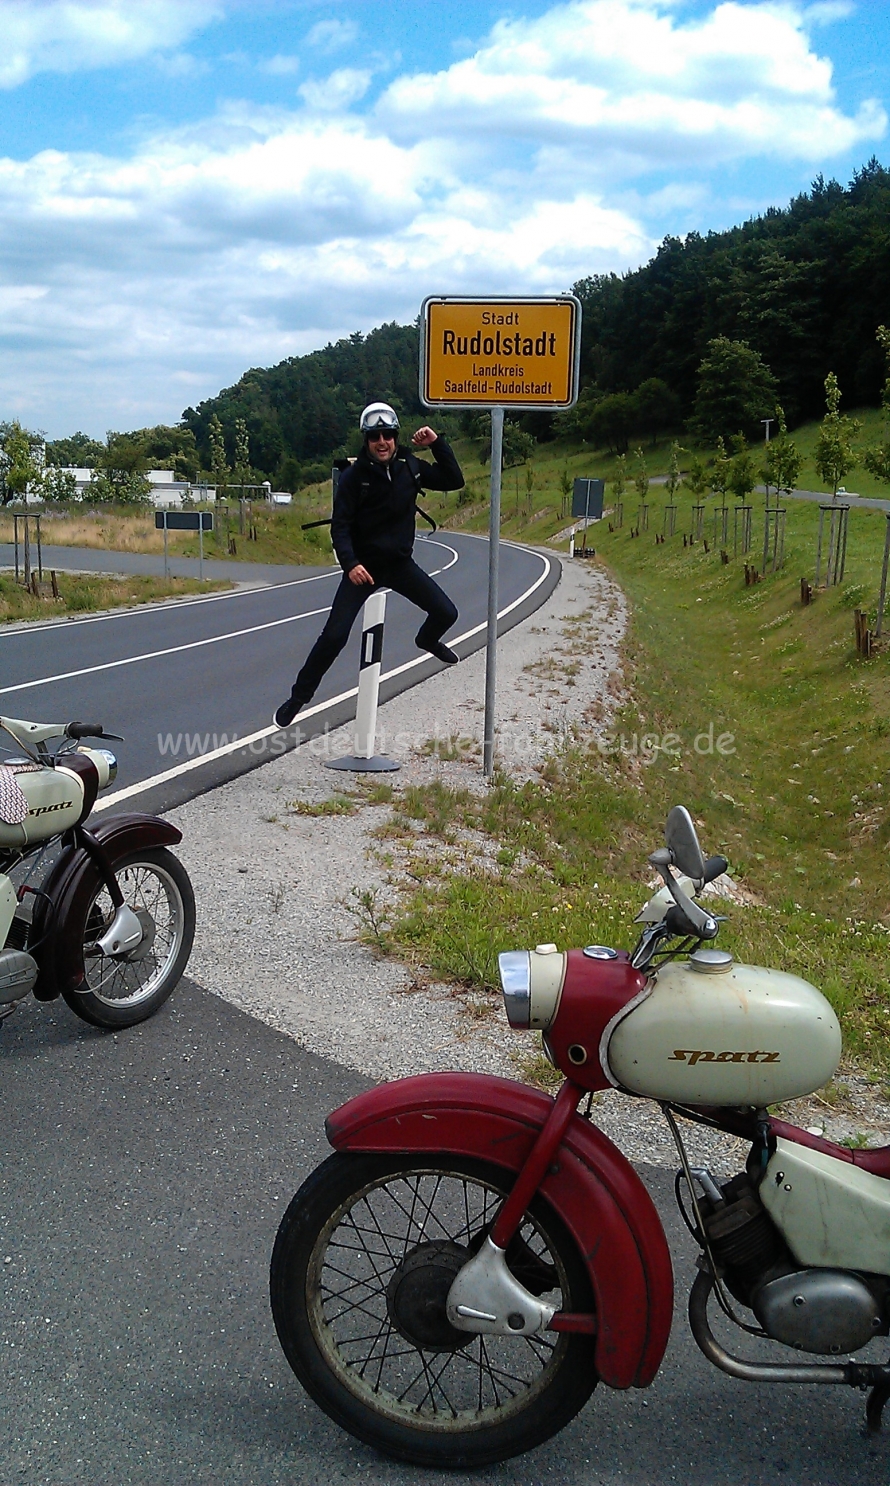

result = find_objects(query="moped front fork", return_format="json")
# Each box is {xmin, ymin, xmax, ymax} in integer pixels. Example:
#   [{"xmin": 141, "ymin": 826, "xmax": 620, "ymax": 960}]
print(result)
[{"xmin": 446, "ymin": 1079, "xmax": 597, "ymax": 1338}]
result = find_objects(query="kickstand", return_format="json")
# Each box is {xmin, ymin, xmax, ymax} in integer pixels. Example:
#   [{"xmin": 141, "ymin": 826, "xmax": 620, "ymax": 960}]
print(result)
[{"xmin": 866, "ymin": 1381, "xmax": 890, "ymax": 1435}]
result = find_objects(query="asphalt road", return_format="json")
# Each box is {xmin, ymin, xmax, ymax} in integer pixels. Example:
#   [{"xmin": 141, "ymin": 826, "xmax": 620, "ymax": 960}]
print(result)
[
  {"xmin": 2, "ymin": 981, "xmax": 888, "ymax": 1486},
  {"xmin": 0, "ymin": 534, "xmax": 558, "ymax": 814}
]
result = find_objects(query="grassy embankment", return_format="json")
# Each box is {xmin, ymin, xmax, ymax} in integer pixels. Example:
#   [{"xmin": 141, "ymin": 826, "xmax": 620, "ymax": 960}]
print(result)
[
  {"xmin": 349, "ymin": 416, "xmax": 890, "ymax": 1079},
  {"xmin": 0, "ymin": 498, "xmax": 335, "ymax": 570},
  {"xmin": 0, "ymin": 571, "xmax": 229, "ymax": 623}
]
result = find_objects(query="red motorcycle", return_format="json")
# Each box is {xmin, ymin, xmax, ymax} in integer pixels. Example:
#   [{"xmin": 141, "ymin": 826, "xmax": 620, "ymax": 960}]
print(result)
[{"xmin": 270, "ymin": 807, "xmax": 890, "ymax": 1468}]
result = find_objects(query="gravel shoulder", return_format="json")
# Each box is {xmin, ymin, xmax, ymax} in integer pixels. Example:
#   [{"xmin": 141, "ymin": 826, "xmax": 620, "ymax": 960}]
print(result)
[{"xmin": 169, "ymin": 549, "xmax": 888, "ymax": 1173}]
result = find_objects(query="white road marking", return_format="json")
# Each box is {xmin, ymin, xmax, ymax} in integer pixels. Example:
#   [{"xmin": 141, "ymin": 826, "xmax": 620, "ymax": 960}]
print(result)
[
  {"xmin": 0, "ymin": 564, "xmax": 339, "ymax": 638},
  {"xmin": 0, "ymin": 606, "xmax": 335, "ymax": 698},
  {"xmin": 0, "ymin": 542, "xmax": 461, "ymax": 698},
  {"xmin": 92, "ymin": 546, "xmax": 551, "ymax": 810},
  {"xmin": 1, "ymin": 538, "xmax": 459, "ymax": 640}
]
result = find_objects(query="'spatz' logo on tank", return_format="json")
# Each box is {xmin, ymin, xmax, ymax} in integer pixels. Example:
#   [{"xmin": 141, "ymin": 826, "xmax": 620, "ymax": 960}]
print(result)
[
  {"xmin": 29, "ymin": 801, "xmax": 74, "ymax": 816},
  {"xmin": 669, "ymin": 1049, "xmax": 780, "ymax": 1065}
]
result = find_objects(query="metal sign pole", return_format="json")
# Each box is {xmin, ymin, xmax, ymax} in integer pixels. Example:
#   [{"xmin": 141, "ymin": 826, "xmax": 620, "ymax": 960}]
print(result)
[
  {"xmin": 199, "ymin": 515, "xmax": 204, "ymax": 581},
  {"xmin": 483, "ymin": 408, "xmax": 504, "ymax": 779},
  {"xmin": 163, "ymin": 514, "xmax": 169, "ymax": 580}
]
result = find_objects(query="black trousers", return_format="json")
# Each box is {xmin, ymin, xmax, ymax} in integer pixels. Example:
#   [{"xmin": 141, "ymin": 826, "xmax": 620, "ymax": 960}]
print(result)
[{"xmin": 293, "ymin": 557, "xmax": 458, "ymax": 702}]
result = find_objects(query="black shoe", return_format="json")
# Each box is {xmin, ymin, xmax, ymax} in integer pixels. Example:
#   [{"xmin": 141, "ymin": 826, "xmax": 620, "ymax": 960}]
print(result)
[
  {"xmin": 274, "ymin": 691, "xmax": 306, "ymax": 727},
  {"xmin": 416, "ymin": 633, "xmax": 459, "ymax": 665}
]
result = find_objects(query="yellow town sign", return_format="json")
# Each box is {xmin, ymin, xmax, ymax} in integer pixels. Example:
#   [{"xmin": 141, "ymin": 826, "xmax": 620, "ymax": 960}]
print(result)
[{"xmin": 420, "ymin": 296, "xmax": 581, "ymax": 410}]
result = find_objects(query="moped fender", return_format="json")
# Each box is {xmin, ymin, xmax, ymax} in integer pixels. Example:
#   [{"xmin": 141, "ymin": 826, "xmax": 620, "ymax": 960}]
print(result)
[
  {"xmin": 30, "ymin": 814, "xmax": 182, "ymax": 1000},
  {"xmin": 326, "ymin": 1071, "xmax": 673, "ymax": 1389}
]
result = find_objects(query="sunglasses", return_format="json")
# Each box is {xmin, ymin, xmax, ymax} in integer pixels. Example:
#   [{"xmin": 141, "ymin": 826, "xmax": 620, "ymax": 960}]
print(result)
[{"xmin": 367, "ymin": 428, "xmax": 397, "ymax": 441}]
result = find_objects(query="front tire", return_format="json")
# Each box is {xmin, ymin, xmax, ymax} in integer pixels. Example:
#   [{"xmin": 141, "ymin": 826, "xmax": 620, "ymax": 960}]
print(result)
[
  {"xmin": 62, "ymin": 847, "xmax": 195, "ymax": 1028},
  {"xmin": 270, "ymin": 1152, "xmax": 598, "ymax": 1468}
]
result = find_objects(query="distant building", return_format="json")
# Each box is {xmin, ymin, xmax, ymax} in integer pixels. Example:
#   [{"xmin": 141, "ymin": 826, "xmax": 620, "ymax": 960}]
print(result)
[
  {"xmin": 144, "ymin": 470, "xmax": 192, "ymax": 506},
  {"xmin": 48, "ymin": 468, "xmax": 215, "ymax": 505}
]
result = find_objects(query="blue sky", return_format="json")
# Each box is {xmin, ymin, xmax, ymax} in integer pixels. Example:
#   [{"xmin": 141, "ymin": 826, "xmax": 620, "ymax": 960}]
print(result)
[{"xmin": 0, "ymin": 0, "xmax": 887, "ymax": 437}]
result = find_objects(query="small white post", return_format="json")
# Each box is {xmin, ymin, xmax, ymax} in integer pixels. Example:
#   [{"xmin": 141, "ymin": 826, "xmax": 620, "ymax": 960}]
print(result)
[
  {"xmin": 569, "ymin": 531, "xmax": 575, "ymax": 557},
  {"xmin": 355, "ymin": 589, "xmax": 386, "ymax": 759},
  {"xmin": 326, "ymin": 589, "xmax": 399, "ymax": 773}
]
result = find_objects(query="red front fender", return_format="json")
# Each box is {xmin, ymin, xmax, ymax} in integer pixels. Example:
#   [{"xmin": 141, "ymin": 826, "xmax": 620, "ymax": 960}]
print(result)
[
  {"xmin": 30, "ymin": 813, "xmax": 183, "ymax": 1000},
  {"xmin": 326, "ymin": 1071, "xmax": 673, "ymax": 1390}
]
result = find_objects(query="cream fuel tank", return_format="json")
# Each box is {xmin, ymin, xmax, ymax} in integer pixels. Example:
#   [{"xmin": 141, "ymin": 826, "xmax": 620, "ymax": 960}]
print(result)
[
  {"xmin": 0, "ymin": 749, "xmax": 116, "ymax": 849},
  {"xmin": 606, "ymin": 951, "xmax": 841, "ymax": 1104}
]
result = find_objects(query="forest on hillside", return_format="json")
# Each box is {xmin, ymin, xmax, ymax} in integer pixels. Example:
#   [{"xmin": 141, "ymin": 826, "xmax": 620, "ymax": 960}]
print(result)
[
  {"xmin": 40, "ymin": 159, "xmax": 890, "ymax": 490},
  {"xmin": 573, "ymin": 158, "xmax": 890, "ymax": 426}
]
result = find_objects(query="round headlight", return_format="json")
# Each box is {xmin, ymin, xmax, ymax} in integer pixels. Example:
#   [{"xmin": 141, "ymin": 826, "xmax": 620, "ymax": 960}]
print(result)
[
  {"xmin": 498, "ymin": 951, "xmax": 531, "ymax": 1029},
  {"xmin": 92, "ymin": 747, "xmax": 118, "ymax": 787}
]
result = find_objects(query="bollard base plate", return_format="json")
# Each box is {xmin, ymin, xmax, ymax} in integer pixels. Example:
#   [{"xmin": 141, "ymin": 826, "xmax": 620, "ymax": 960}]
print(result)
[{"xmin": 325, "ymin": 755, "xmax": 400, "ymax": 773}]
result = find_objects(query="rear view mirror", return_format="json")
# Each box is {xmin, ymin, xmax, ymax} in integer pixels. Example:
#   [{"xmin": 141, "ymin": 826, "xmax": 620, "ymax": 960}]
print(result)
[{"xmin": 665, "ymin": 805, "xmax": 705, "ymax": 881}]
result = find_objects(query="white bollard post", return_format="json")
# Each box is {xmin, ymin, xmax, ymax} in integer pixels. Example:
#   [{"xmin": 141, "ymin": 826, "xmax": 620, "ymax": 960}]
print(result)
[
  {"xmin": 569, "ymin": 531, "xmax": 575, "ymax": 557},
  {"xmin": 326, "ymin": 589, "xmax": 400, "ymax": 773},
  {"xmin": 354, "ymin": 589, "xmax": 386, "ymax": 759}
]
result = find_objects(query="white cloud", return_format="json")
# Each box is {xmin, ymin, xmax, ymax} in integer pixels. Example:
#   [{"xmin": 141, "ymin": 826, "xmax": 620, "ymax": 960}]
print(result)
[
  {"xmin": 0, "ymin": 0, "xmax": 883, "ymax": 434},
  {"xmin": 306, "ymin": 18, "xmax": 359, "ymax": 53},
  {"xmin": 299, "ymin": 68, "xmax": 372, "ymax": 112},
  {"xmin": 0, "ymin": 102, "xmax": 649, "ymax": 432},
  {"xmin": 263, "ymin": 54, "xmax": 301, "ymax": 77},
  {"xmin": 0, "ymin": 1, "xmax": 223, "ymax": 88},
  {"xmin": 804, "ymin": 2, "xmax": 855, "ymax": 24},
  {"xmin": 379, "ymin": 0, "xmax": 885, "ymax": 168}
]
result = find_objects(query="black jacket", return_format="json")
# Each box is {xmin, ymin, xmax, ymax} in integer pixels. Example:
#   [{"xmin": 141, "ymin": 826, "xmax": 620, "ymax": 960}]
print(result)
[{"xmin": 331, "ymin": 438, "xmax": 464, "ymax": 574}]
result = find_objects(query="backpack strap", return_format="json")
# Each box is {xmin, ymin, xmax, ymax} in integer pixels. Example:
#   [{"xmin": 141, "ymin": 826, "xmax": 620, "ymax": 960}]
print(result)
[{"xmin": 401, "ymin": 451, "xmax": 425, "ymax": 493}]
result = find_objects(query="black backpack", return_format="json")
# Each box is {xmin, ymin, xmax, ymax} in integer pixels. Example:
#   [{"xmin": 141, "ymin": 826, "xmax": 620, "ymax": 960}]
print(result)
[{"xmin": 301, "ymin": 453, "xmax": 437, "ymax": 534}]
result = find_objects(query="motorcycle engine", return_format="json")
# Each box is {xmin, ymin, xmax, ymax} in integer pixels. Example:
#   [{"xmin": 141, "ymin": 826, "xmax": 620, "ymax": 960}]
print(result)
[{"xmin": 697, "ymin": 1172, "xmax": 888, "ymax": 1355}]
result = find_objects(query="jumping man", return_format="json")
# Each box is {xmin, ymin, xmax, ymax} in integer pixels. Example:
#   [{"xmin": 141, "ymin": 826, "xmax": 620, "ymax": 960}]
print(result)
[{"xmin": 274, "ymin": 402, "xmax": 465, "ymax": 727}]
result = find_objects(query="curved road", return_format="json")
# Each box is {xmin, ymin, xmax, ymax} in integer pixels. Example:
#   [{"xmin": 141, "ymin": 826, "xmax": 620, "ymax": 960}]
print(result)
[{"xmin": 0, "ymin": 533, "xmax": 559, "ymax": 812}]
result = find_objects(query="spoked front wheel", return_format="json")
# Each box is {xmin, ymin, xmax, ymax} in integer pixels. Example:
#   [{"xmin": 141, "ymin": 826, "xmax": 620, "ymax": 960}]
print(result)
[
  {"xmin": 62, "ymin": 847, "xmax": 195, "ymax": 1028},
  {"xmin": 270, "ymin": 1152, "xmax": 597, "ymax": 1468}
]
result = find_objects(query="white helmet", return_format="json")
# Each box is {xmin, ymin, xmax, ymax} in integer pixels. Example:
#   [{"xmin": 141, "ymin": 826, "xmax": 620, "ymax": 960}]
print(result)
[{"xmin": 359, "ymin": 402, "xmax": 400, "ymax": 438}]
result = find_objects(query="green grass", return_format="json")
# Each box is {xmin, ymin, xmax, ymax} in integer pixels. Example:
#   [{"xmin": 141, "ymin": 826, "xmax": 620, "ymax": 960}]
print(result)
[
  {"xmin": 372, "ymin": 448, "xmax": 890, "ymax": 1074},
  {"xmin": 174, "ymin": 495, "xmax": 338, "ymax": 567},
  {"xmin": 286, "ymin": 794, "xmax": 357, "ymax": 817},
  {"xmin": 0, "ymin": 571, "xmax": 228, "ymax": 622}
]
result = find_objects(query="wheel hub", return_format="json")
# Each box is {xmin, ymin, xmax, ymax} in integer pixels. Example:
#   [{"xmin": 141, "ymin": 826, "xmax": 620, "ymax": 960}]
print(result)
[
  {"xmin": 121, "ymin": 908, "xmax": 156, "ymax": 962},
  {"xmin": 386, "ymin": 1241, "xmax": 473, "ymax": 1352}
]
